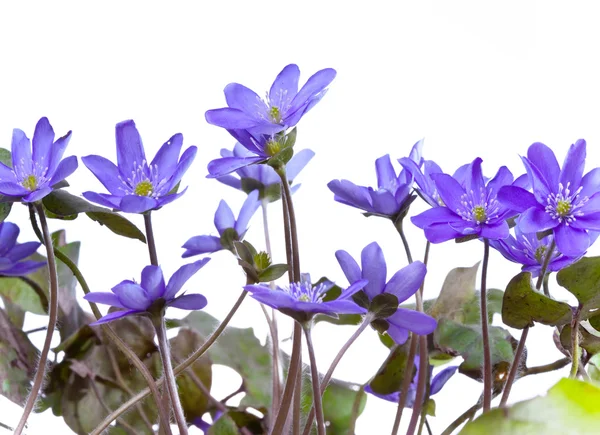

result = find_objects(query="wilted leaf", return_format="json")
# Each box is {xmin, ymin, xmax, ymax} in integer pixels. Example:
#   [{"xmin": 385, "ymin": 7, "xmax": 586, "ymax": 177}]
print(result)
[
  {"xmin": 460, "ymin": 378, "xmax": 600, "ymax": 435},
  {"xmin": 430, "ymin": 262, "xmax": 480, "ymax": 320},
  {"xmin": 502, "ymin": 272, "xmax": 572, "ymax": 329}
]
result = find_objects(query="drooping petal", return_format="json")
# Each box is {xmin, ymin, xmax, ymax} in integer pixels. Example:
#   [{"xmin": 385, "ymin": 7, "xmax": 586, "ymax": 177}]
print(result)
[
  {"xmin": 164, "ymin": 258, "xmax": 211, "ymax": 300},
  {"xmin": 361, "ymin": 242, "xmax": 387, "ymax": 299},
  {"xmin": 423, "ymin": 222, "xmax": 463, "ymax": 243},
  {"xmin": 82, "ymin": 191, "xmax": 122, "ymax": 209},
  {"xmin": 430, "ymin": 366, "xmax": 458, "ymax": 395},
  {"xmin": 327, "ymin": 180, "xmax": 373, "ymax": 212},
  {"xmin": 169, "ymin": 293, "xmax": 208, "ymax": 310},
  {"xmin": 49, "ymin": 155, "xmax": 78, "ymax": 186},
  {"xmin": 115, "ymin": 120, "xmax": 147, "ymax": 178},
  {"xmin": 518, "ymin": 206, "xmax": 557, "ymax": 233},
  {"xmin": 386, "ymin": 324, "xmax": 409, "ymax": 345},
  {"xmin": 554, "ymin": 224, "xmax": 590, "ymax": 257},
  {"xmin": 32, "ymin": 117, "xmax": 55, "ymax": 167},
  {"xmin": 244, "ymin": 287, "xmax": 297, "ymax": 311},
  {"xmin": 388, "ymin": 308, "xmax": 437, "ymax": 335},
  {"xmin": 150, "ymin": 133, "xmax": 184, "ymax": 183},
  {"xmin": 269, "ymin": 64, "xmax": 300, "ymax": 104},
  {"xmin": 497, "ymin": 186, "xmax": 538, "ymax": 212},
  {"xmin": 286, "ymin": 149, "xmax": 315, "ymax": 181},
  {"xmin": 90, "ymin": 309, "xmax": 141, "ymax": 326},
  {"xmin": 113, "ymin": 283, "xmax": 152, "ymax": 310},
  {"xmin": 384, "ymin": 261, "xmax": 426, "ymax": 303},
  {"xmin": 181, "ymin": 236, "xmax": 223, "ymax": 257},
  {"xmin": 216, "ymin": 174, "xmax": 242, "ymax": 190},
  {"xmin": 335, "ymin": 250, "xmax": 362, "ymax": 284},
  {"xmin": 479, "ymin": 221, "xmax": 509, "ymax": 240},
  {"xmin": 214, "ymin": 200, "xmax": 235, "ymax": 234},
  {"xmin": 235, "ymin": 189, "xmax": 260, "ymax": 235},
  {"xmin": 205, "ymin": 108, "xmax": 259, "ymax": 130},
  {"xmin": 141, "ymin": 265, "xmax": 166, "ymax": 301},
  {"xmin": 11, "ymin": 129, "xmax": 32, "ymax": 177},
  {"xmin": 375, "ymin": 155, "xmax": 397, "ymax": 189},
  {"xmin": 559, "ymin": 139, "xmax": 586, "ymax": 190},
  {"xmin": 6, "ymin": 241, "xmax": 40, "ymax": 262},
  {"xmin": 84, "ymin": 291, "xmax": 128, "ymax": 309},
  {"xmin": 119, "ymin": 195, "xmax": 158, "ymax": 213},
  {"xmin": 81, "ymin": 155, "xmax": 124, "ymax": 195},
  {"xmin": 23, "ymin": 186, "xmax": 53, "ymax": 203},
  {"xmin": 527, "ymin": 142, "xmax": 560, "ymax": 189},
  {"xmin": 207, "ymin": 156, "xmax": 265, "ymax": 178}
]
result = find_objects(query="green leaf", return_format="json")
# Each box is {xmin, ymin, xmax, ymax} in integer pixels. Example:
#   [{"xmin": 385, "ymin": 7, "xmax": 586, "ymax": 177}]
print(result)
[
  {"xmin": 0, "ymin": 277, "xmax": 47, "ymax": 315},
  {"xmin": 460, "ymin": 378, "xmax": 600, "ymax": 435},
  {"xmin": 170, "ymin": 328, "xmax": 212, "ymax": 421},
  {"xmin": 560, "ymin": 323, "xmax": 600, "ymax": 355},
  {"xmin": 208, "ymin": 414, "xmax": 239, "ymax": 435},
  {"xmin": 0, "ymin": 148, "xmax": 11, "ymax": 167},
  {"xmin": 429, "ymin": 262, "xmax": 480, "ymax": 321},
  {"xmin": 0, "ymin": 202, "xmax": 12, "ymax": 223},
  {"xmin": 588, "ymin": 354, "xmax": 600, "ymax": 384},
  {"xmin": 258, "ymin": 264, "xmax": 288, "ymax": 282},
  {"xmin": 86, "ymin": 211, "xmax": 146, "ymax": 243},
  {"xmin": 322, "ymin": 380, "xmax": 367, "ymax": 434},
  {"xmin": 369, "ymin": 341, "xmax": 413, "ymax": 395},
  {"xmin": 434, "ymin": 318, "xmax": 515, "ymax": 386},
  {"xmin": 557, "ymin": 256, "xmax": 600, "ymax": 318},
  {"xmin": 502, "ymin": 272, "xmax": 572, "ymax": 329}
]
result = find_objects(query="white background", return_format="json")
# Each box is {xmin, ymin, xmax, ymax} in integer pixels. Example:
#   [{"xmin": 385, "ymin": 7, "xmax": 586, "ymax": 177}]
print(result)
[{"xmin": 1, "ymin": 1, "xmax": 600, "ymax": 434}]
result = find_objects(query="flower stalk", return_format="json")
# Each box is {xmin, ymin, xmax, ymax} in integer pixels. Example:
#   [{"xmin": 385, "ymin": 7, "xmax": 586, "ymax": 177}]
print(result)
[
  {"xmin": 480, "ymin": 238, "xmax": 492, "ymax": 412},
  {"xmin": 303, "ymin": 324, "xmax": 326, "ymax": 435},
  {"xmin": 570, "ymin": 303, "xmax": 583, "ymax": 378},
  {"xmin": 144, "ymin": 211, "xmax": 159, "ymax": 266},
  {"xmin": 14, "ymin": 204, "xmax": 59, "ymax": 435}
]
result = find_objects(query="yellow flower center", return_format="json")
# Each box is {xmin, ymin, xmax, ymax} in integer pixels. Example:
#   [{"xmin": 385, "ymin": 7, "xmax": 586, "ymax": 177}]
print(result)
[
  {"xmin": 472, "ymin": 205, "xmax": 487, "ymax": 223},
  {"xmin": 534, "ymin": 245, "xmax": 547, "ymax": 264},
  {"xmin": 21, "ymin": 175, "xmax": 38, "ymax": 191},
  {"xmin": 298, "ymin": 294, "xmax": 310, "ymax": 302},
  {"xmin": 265, "ymin": 139, "xmax": 281, "ymax": 156},
  {"xmin": 269, "ymin": 106, "xmax": 282, "ymax": 123},
  {"xmin": 555, "ymin": 200, "xmax": 571, "ymax": 217},
  {"xmin": 134, "ymin": 180, "xmax": 154, "ymax": 197}
]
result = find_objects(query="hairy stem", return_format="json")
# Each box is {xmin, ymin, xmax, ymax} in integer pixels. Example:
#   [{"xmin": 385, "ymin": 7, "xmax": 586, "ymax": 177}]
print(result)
[
  {"xmin": 480, "ymin": 238, "xmax": 492, "ymax": 412},
  {"xmin": 570, "ymin": 303, "xmax": 583, "ymax": 378},
  {"xmin": 391, "ymin": 335, "xmax": 418, "ymax": 434},
  {"xmin": 302, "ymin": 315, "xmax": 373, "ymax": 435},
  {"xmin": 90, "ymin": 290, "xmax": 248, "ymax": 435},
  {"xmin": 153, "ymin": 315, "xmax": 188, "ymax": 434},
  {"xmin": 500, "ymin": 240, "xmax": 555, "ymax": 406},
  {"xmin": 144, "ymin": 212, "xmax": 159, "ymax": 266},
  {"xmin": 14, "ymin": 204, "xmax": 60, "ymax": 435},
  {"xmin": 304, "ymin": 325, "xmax": 325, "ymax": 435},
  {"xmin": 524, "ymin": 357, "xmax": 570, "ymax": 376},
  {"xmin": 28, "ymin": 204, "xmax": 172, "ymax": 433}
]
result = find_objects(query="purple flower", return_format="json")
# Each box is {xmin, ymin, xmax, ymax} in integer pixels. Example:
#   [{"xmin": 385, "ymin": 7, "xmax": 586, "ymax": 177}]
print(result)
[
  {"xmin": 216, "ymin": 142, "xmax": 314, "ymax": 201},
  {"xmin": 0, "ymin": 117, "xmax": 77, "ymax": 202},
  {"xmin": 182, "ymin": 190, "xmax": 261, "ymax": 257},
  {"xmin": 411, "ymin": 158, "xmax": 516, "ymax": 242},
  {"xmin": 84, "ymin": 259, "xmax": 210, "ymax": 325},
  {"xmin": 244, "ymin": 276, "xmax": 368, "ymax": 324},
  {"xmin": 335, "ymin": 242, "xmax": 436, "ymax": 344},
  {"xmin": 489, "ymin": 218, "xmax": 581, "ymax": 277},
  {"xmin": 81, "ymin": 120, "xmax": 197, "ymax": 213},
  {"xmin": 205, "ymin": 64, "xmax": 336, "ymax": 137},
  {"xmin": 366, "ymin": 356, "xmax": 457, "ymax": 407},
  {"xmin": 498, "ymin": 140, "xmax": 600, "ymax": 257},
  {"xmin": 0, "ymin": 222, "xmax": 45, "ymax": 276},
  {"xmin": 399, "ymin": 156, "xmax": 457, "ymax": 208}
]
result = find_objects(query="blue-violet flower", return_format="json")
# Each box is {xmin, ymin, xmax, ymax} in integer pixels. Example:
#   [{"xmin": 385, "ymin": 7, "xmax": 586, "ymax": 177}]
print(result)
[
  {"xmin": 0, "ymin": 222, "xmax": 45, "ymax": 276},
  {"xmin": 82, "ymin": 120, "xmax": 197, "ymax": 213},
  {"xmin": 0, "ymin": 117, "xmax": 77, "ymax": 202}
]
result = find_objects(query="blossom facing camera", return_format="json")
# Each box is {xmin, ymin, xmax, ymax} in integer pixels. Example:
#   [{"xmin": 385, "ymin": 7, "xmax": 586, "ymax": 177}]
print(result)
[
  {"xmin": 411, "ymin": 158, "xmax": 516, "ymax": 243},
  {"xmin": 243, "ymin": 276, "xmax": 368, "ymax": 324},
  {"xmin": 205, "ymin": 64, "xmax": 336, "ymax": 136},
  {"xmin": 0, "ymin": 222, "xmax": 45, "ymax": 277},
  {"xmin": 498, "ymin": 140, "xmax": 600, "ymax": 257},
  {"xmin": 336, "ymin": 242, "xmax": 437, "ymax": 344},
  {"xmin": 82, "ymin": 120, "xmax": 197, "ymax": 213},
  {"xmin": 84, "ymin": 259, "xmax": 210, "ymax": 325},
  {"xmin": 182, "ymin": 190, "xmax": 261, "ymax": 257},
  {"xmin": 0, "ymin": 117, "xmax": 77, "ymax": 202}
]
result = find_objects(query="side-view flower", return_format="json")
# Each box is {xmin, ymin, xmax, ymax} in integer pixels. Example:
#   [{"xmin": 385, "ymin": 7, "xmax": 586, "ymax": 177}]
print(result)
[
  {"xmin": 82, "ymin": 120, "xmax": 197, "ymax": 213},
  {"xmin": 0, "ymin": 117, "xmax": 77, "ymax": 202},
  {"xmin": 84, "ymin": 259, "xmax": 209, "ymax": 324},
  {"xmin": 0, "ymin": 221, "xmax": 45, "ymax": 276}
]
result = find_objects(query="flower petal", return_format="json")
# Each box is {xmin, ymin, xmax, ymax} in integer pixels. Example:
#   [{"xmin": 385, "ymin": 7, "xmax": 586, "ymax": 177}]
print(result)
[
  {"xmin": 518, "ymin": 206, "xmax": 557, "ymax": 233},
  {"xmin": 235, "ymin": 189, "xmax": 260, "ymax": 235},
  {"xmin": 166, "ymin": 146, "xmax": 197, "ymax": 191},
  {"xmin": 84, "ymin": 291, "xmax": 128, "ymax": 308},
  {"xmin": 0, "ymin": 260, "xmax": 45, "ymax": 276},
  {"xmin": 113, "ymin": 283, "xmax": 152, "ymax": 310},
  {"xmin": 49, "ymin": 155, "xmax": 78, "ymax": 186},
  {"xmin": 47, "ymin": 131, "xmax": 72, "ymax": 175},
  {"xmin": 0, "ymin": 222, "xmax": 19, "ymax": 254},
  {"xmin": 430, "ymin": 173, "xmax": 466, "ymax": 214},
  {"xmin": 207, "ymin": 156, "xmax": 264, "ymax": 179},
  {"xmin": 290, "ymin": 68, "xmax": 336, "ymax": 113},
  {"xmin": 559, "ymin": 139, "xmax": 586, "ymax": 190},
  {"xmin": 169, "ymin": 293, "xmax": 208, "ymax": 310},
  {"xmin": 327, "ymin": 180, "xmax": 373, "ymax": 212},
  {"xmin": 214, "ymin": 200, "xmax": 235, "ymax": 234},
  {"xmin": 338, "ymin": 279, "xmax": 369, "ymax": 300},
  {"xmin": 388, "ymin": 308, "xmax": 437, "ymax": 335},
  {"xmin": 361, "ymin": 242, "xmax": 387, "ymax": 300},
  {"xmin": 430, "ymin": 366, "xmax": 458, "ymax": 395},
  {"xmin": 479, "ymin": 221, "xmax": 509, "ymax": 240},
  {"xmin": 89, "ymin": 309, "xmax": 141, "ymax": 326},
  {"xmin": 141, "ymin": 265, "xmax": 166, "ymax": 300},
  {"xmin": 368, "ymin": 189, "xmax": 398, "ymax": 216},
  {"xmin": 115, "ymin": 120, "xmax": 147, "ymax": 178},
  {"xmin": 11, "ymin": 129, "xmax": 32, "ymax": 177},
  {"xmin": 554, "ymin": 224, "xmax": 590, "ymax": 257},
  {"xmin": 0, "ymin": 162, "xmax": 16, "ymax": 182},
  {"xmin": 81, "ymin": 155, "xmax": 124, "ymax": 195},
  {"xmin": 375, "ymin": 155, "xmax": 397, "ymax": 189},
  {"xmin": 497, "ymin": 186, "xmax": 538, "ymax": 212},
  {"xmin": 269, "ymin": 64, "xmax": 300, "ymax": 103},
  {"xmin": 286, "ymin": 148, "xmax": 315, "ymax": 182},
  {"xmin": 465, "ymin": 158, "xmax": 485, "ymax": 198},
  {"xmin": 150, "ymin": 133, "xmax": 184, "ymax": 182},
  {"xmin": 22, "ymin": 186, "xmax": 53, "ymax": 203},
  {"xmin": 322, "ymin": 299, "xmax": 367, "ymax": 315},
  {"xmin": 527, "ymin": 142, "xmax": 560, "ymax": 189},
  {"xmin": 423, "ymin": 222, "xmax": 463, "ymax": 243},
  {"xmin": 32, "ymin": 117, "xmax": 55, "ymax": 167},
  {"xmin": 384, "ymin": 261, "xmax": 426, "ymax": 303},
  {"xmin": 82, "ymin": 191, "xmax": 121, "ymax": 209},
  {"xmin": 580, "ymin": 168, "xmax": 600, "ymax": 199},
  {"xmin": 6, "ymin": 241, "xmax": 40, "ymax": 262},
  {"xmin": 205, "ymin": 108, "xmax": 259, "ymax": 130},
  {"xmin": 335, "ymin": 250, "xmax": 361, "ymax": 284},
  {"xmin": 216, "ymin": 174, "xmax": 242, "ymax": 190},
  {"xmin": 164, "ymin": 258, "xmax": 211, "ymax": 300},
  {"xmin": 411, "ymin": 207, "xmax": 462, "ymax": 229},
  {"xmin": 386, "ymin": 324, "xmax": 410, "ymax": 345},
  {"xmin": 119, "ymin": 195, "xmax": 158, "ymax": 213},
  {"xmin": 487, "ymin": 166, "xmax": 514, "ymax": 196},
  {"xmin": 181, "ymin": 236, "xmax": 223, "ymax": 257},
  {"xmin": 225, "ymin": 83, "xmax": 267, "ymax": 116}
]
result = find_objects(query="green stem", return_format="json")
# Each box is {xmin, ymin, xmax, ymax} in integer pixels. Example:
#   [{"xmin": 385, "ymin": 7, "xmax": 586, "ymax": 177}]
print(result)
[
  {"xmin": 394, "ymin": 217, "xmax": 413, "ymax": 263},
  {"xmin": 14, "ymin": 203, "xmax": 59, "ymax": 435},
  {"xmin": 523, "ymin": 357, "xmax": 570, "ymax": 376},
  {"xmin": 304, "ymin": 325, "xmax": 325, "ymax": 435},
  {"xmin": 90, "ymin": 289, "xmax": 249, "ymax": 435},
  {"xmin": 480, "ymin": 238, "xmax": 492, "ymax": 412},
  {"xmin": 500, "ymin": 240, "xmax": 555, "ymax": 407},
  {"xmin": 153, "ymin": 315, "xmax": 188, "ymax": 435},
  {"xmin": 144, "ymin": 212, "xmax": 159, "ymax": 266},
  {"xmin": 391, "ymin": 334, "xmax": 418, "ymax": 434},
  {"xmin": 348, "ymin": 384, "xmax": 365, "ymax": 434},
  {"xmin": 570, "ymin": 303, "xmax": 583, "ymax": 378},
  {"xmin": 28, "ymin": 204, "xmax": 172, "ymax": 433},
  {"xmin": 302, "ymin": 314, "xmax": 374, "ymax": 435}
]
